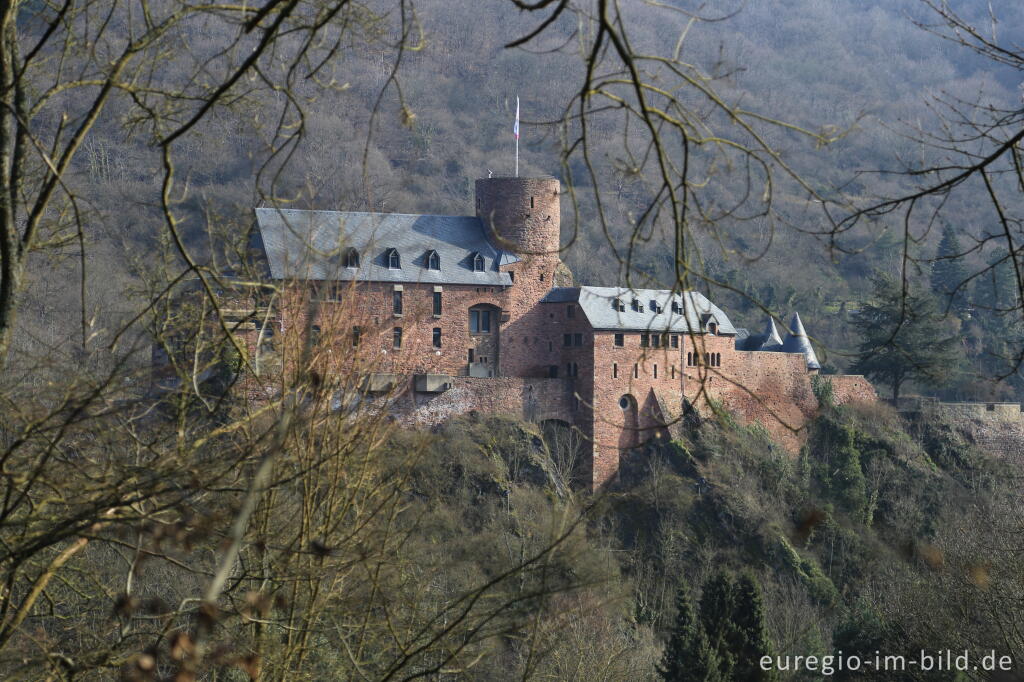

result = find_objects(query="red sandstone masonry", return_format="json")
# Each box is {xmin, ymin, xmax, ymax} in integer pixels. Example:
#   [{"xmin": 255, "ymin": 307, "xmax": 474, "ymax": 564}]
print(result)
[
  {"xmin": 683, "ymin": 335, "xmax": 819, "ymax": 454},
  {"xmin": 829, "ymin": 375, "xmax": 877, "ymax": 405}
]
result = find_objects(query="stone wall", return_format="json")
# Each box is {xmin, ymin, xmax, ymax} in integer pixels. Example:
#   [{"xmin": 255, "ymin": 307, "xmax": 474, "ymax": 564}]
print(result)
[
  {"xmin": 685, "ymin": 337, "xmax": 819, "ymax": 454},
  {"xmin": 829, "ymin": 375, "xmax": 877, "ymax": 406},
  {"xmin": 589, "ymin": 329, "xmax": 685, "ymax": 488},
  {"xmin": 393, "ymin": 376, "xmax": 577, "ymax": 427}
]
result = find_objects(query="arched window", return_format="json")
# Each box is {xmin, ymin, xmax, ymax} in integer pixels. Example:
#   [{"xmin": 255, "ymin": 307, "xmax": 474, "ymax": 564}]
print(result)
[
  {"xmin": 344, "ymin": 247, "xmax": 360, "ymax": 268},
  {"xmin": 426, "ymin": 250, "xmax": 440, "ymax": 270},
  {"xmin": 386, "ymin": 248, "xmax": 401, "ymax": 269},
  {"xmin": 704, "ymin": 352, "xmax": 710, "ymax": 365},
  {"xmin": 687, "ymin": 352, "xmax": 692, "ymax": 366},
  {"xmin": 715, "ymin": 353, "xmax": 721, "ymax": 367},
  {"xmin": 472, "ymin": 253, "xmax": 485, "ymax": 272}
]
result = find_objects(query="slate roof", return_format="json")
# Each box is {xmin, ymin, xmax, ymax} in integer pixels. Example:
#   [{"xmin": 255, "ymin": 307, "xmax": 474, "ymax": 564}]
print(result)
[
  {"xmin": 781, "ymin": 312, "xmax": 821, "ymax": 370},
  {"xmin": 736, "ymin": 317, "xmax": 784, "ymax": 352},
  {"xmin": 543, "ymin": 287, "xmax": 738, "ymax": 335},
  {"xmin": 254, "ymin": 208, "xmax": 517, "ymax": 286}
]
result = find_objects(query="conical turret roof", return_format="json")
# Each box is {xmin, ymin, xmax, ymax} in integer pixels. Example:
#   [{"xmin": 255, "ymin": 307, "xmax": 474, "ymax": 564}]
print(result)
[
  {"xmin": 781, "ymin": 312, "xmax": 820, "ymax": 370},
  {"xmin": 761, "ymin": 317, "xmax": 784, "ymax": 350}
]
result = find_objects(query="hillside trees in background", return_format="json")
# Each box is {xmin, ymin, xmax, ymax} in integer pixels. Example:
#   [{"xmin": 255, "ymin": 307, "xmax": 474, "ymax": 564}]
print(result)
[{"xmin": 837, "ymin": 0, "xmax": 1024, "ymax": 398}]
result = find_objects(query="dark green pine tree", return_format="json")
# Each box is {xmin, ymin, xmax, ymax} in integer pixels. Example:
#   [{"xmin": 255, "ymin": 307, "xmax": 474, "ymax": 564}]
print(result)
[
  {"xmin": 729, "ymin": 574, "xmax": 776, "ymax": 681},
  {"xmin": 660, "ymin": 582, "xmax": 722, "ymax": 681},
  {"xmin": 930, "ymin": 223, "xmax": 970, "ymax": 315},
  {"xmin": 699, "ymin": 571, "xmax": 737, "ymax": 679},
  {"xmin": 850, "ymin": 272, "xmax": 960, "ymax": 402}
]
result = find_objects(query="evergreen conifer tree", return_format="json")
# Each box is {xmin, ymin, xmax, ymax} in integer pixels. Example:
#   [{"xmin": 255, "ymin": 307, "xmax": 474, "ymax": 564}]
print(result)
[
  {"xmin": 699, "ymin": 571, "xmax": 738, "ymax": 679},
  {"xmin": 730, "ymin": 574, "xmax": 776, "ymax": 681},
  {"xmin": 930, "ymin": 223, "xmax": 970, "ymax": 314},
  {"xmin": 660, "ymin": 582, "xmax": 722, "ymax": 681},
  {"xmin": 851, "ymin": 272, "xmax": 959, "ymax": 402}
]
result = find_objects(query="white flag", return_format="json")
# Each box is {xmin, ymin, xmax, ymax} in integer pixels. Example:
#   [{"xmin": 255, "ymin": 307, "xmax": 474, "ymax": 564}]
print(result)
[{"xmin": 513, "ymin": 96, "xmax": 520, "ymax": 140}]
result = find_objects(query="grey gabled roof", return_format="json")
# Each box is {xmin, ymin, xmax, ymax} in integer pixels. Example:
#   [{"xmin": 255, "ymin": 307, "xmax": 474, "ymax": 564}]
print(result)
[
  {"xmin": 254, "ymin": 208, "xmax": 515, "ymax": 285},
  {"xmin": 737, "ymin": 317, "xmax": 784, "ymax": 351},
  {"xmin": 781, "ymin": 312, "xmax": 821, "ymax": 370},
  {"xmin": 543, "ymin": 286, "xmax": 737, "ymax": 335}
]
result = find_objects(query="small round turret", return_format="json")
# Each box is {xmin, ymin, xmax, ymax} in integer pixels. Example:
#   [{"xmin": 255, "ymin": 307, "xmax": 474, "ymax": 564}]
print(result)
[{"xmin": 474, "ymin": 177, "xmax": 560, "ymax": 257}]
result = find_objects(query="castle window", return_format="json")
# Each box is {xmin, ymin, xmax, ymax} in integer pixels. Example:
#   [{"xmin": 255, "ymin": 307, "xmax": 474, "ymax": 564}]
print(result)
[
  {"xmin": 633, "ymin": 364, "xmax": 639, "ymax": 379},
  {"xmin": 540, "ymin": 273, "xmax": 545, "ymax": 282},
  {"xmin": 344, "ymin": 248, "xmax": 360, "ymax": 268},
  {"xmin": 509, "ymin": 271, "xmax": 515, "ymax": 282},
  {"xmin": 704, "ymin": 352, "xmax": 710, "ymax": 365},
  {"xmin": 563, "ymin": 334, "xmax": 573, "ymax": 347},
  {"xmin": 613, "ymin": 362, "xmax": 618, "ymax": 378},
  {"xmin": 352, "ymin": 326, "xmax": 361, "ymax": 347},
  {"xmin": 566, "ymin": 305, "xmax": 575, "ymax": 319},
  {"xmin": 472, "ymin": 253, "xmax": 485, "ymax": 272},
  {"xmin": 640, "ymin": 333, "xmax": 649, "ymax": 348},
  {"xmin": 614, "ymin": 333, "xmax": 624, "ymax": 347},
  {"xmin": 386, "ymin": 248, "xmax": 401, "ymax": 269},
  {"xmin": 433, "ymin": 327, "xmax": 442, "ymax": 349},
  {"xmin": 433, "ymin": 291, "xmax": 442, "ymax": 316},
  {"xmin": 652, "ymin": 334, "xmax": 661, "ymax": 348},
  {"xmin": 573, "ymin": 333, "xmax": 583, "ymax": 346},
  {"xmin": 548, "ymin": 365, "xmax": 559, "ymax": 378},
  {"xmin": 671, "ymin": 335, "xmax": 679, "ymax": 348},
  {"xmin": 687, "ymin": 352, "xmax": 693, "ymax": 366},
  {"xmin": 567, "ymin": 362, "xmax": 579, "ymax": 377},
  {"xmin": 530, "ymin": 196, "xmax": 535, "ymax": 209},
  {"xmin": 469, "ymin": 307, "xmax": 492, "ymax": 334},
  {"xmin": 468, "ymin": 348, "xmax": 474, "ymax": 363},
  {"xmin": 654, "ymin": 364, "xmax": 658, "ymax": 379},
  {"xmin": 393, "ymin": 290, "xmax": 403, "ymax": 316},
  {"xmin": 393, "ymin": 327, "xmax": 403, "ymax": 349},
  {"xmin": 671, "ymin": 365, "xmax": 676, "ymax": 379},
  {"xmin": 426, "ymin": 250, "xmax": 441, "ymax": 270},
  {"xmin": 715, "ymin": 353, "xmax": 721, "ymax": 367}
]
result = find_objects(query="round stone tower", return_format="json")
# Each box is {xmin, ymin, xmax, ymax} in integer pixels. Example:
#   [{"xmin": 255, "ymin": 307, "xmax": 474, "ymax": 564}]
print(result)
[{"xmin": 474, "ymin": 176, "xmax": 560, "ymax": 257}]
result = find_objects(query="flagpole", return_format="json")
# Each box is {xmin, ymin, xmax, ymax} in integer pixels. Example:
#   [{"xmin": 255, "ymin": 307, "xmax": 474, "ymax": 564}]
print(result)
[{"xmin": 514, "ymin": 96, "xmax": 520, "ymax": 177}]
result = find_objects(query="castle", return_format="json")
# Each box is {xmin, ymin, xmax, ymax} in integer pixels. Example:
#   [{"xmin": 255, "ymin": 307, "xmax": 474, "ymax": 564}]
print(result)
[{"xmin": 251, "ymin": 175, "xmax": 876, "ymax": 489}]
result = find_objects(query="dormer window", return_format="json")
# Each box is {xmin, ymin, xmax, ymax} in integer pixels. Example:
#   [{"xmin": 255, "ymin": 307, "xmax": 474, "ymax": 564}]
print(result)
[
  {"xmin": 631, "ymin": 299, "xmax": 644, "ymax": 313},
  {"xmin": 426, "ymin": 250, "xmax": 440, "ymax": 270},
  {"xmin": 651, "ymin": 300, "xmax": 663, "ymax": 314},
  {"xmin": 612, "ymin": 299, "xmax": 626, "ymax": 312},
  {"xmin": 344, "ymin": 247, "xmax": 360, "ymax": 268},
  {"xmin": 671, "ymin": 300, "xmax": 681, "ymax": 314},
  {"xmin": 472, "ymin": 253, "xmax": 485, "ymax": 272},
  {"xmin": 386, "ymin": 248, "xmax": 401, "ymax": 269}
]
